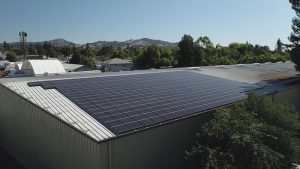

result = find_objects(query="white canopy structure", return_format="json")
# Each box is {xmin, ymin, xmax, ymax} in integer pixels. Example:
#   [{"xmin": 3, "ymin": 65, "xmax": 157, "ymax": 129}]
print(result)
[{"xmin": 21, "ymin": 59, "xmax": 66, "ymax": 76}]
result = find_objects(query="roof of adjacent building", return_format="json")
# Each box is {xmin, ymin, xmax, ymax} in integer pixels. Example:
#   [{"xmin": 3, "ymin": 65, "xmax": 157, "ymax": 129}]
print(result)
[
  {"xmin": 101, "ymin": 58, "xmax": 133, "ymax": 64},
  {"xmin": 63, "ymin": 63, "xmax": 86, "ymax": 71},
  {"xmin": 0, "ymin": 62, "xmax": 299, "ymax": 142},
  {"xmin": 190, "ymin": 61, "xmax": 297, "ymax": 84}
]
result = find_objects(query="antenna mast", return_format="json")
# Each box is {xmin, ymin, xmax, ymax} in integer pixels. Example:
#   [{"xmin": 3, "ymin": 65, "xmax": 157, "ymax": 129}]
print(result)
[{"xmin": 19, "ymin": 31, "xmax": 28, "ymax": 60}]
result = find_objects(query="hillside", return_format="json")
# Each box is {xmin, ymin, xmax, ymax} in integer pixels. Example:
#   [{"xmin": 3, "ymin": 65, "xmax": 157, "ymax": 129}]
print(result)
[
  {"xmin": 2, "ymin": 38, "xmax": 177, "ymax": 48},
  {"xmin": 88, "ymin": 38, "xmax": 176, "ymax": 48}
]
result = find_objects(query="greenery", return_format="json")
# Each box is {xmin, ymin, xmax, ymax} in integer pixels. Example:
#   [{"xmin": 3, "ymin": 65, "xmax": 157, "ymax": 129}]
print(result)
[
  {"xmin": 69, "ymin": 46, "xmax": 96, "ymax": 69},
  {"xmin": 0, "ymin": 34, "xmax": 290, "ymax": 70},
  {"xmin": 6, "ymin": 52, "xmax": 16, "ymax": 62},
  {"xmin": 290, "ymin": 0, "xmax": 300, "ymax": 71},
  {"xmin": 135, "ymin": 45, "xmax": 175, "ymax": 69},
  {"xmin": 176, "ymin": 35, "xmax": 289, "ymax": 67},
  {"xmin": 185, "ymin": 92, "xmax": 300, "ymax": 169}
]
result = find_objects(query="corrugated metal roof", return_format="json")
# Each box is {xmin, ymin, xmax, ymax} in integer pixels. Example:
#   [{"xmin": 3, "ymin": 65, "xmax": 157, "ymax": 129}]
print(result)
[{"xmin": 1, "ymin": 79, "xmax": 115, "ymax": 142}]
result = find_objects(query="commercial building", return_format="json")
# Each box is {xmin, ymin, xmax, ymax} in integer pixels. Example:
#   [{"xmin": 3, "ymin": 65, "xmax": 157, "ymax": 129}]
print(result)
[
  {"xmin": 0, "ymin": 62, "xmax": 299, "ymax": 169},
  {"xmin": 98, "ymin": 58, "xmax": 133, "ymax": 72}
]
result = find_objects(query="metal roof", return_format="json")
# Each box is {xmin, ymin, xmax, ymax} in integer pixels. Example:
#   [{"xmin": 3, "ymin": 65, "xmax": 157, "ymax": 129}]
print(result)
[
  {"xmin": 63, "ymin": 63, "xmax": 86, "ymax": 71},
  {"xmin": 1, "ymin": 79, "xmax": 115, "ymax": 142},
  {"xmin": 193, "ymin": 62, "xmax": 298, "ymax": 84}
]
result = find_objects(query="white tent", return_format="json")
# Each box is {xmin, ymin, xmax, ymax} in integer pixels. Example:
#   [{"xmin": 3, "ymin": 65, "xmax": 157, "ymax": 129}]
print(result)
[{"xmin": 21, "ymin": 59, "xmax": 66, "ymax": 76}]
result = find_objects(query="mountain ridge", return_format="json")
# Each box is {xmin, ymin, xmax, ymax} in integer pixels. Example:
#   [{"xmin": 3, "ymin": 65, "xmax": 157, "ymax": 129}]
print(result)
[{"xmin": 3, "ymin": 38, "xmax": 177, "ymax": 48}]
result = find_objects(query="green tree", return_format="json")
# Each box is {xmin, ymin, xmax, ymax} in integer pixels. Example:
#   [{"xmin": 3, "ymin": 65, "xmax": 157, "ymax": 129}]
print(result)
[
  {"xmin": 177, "ymin": 34, "xmax": 195, "ymax": 67},
  {"xmin": 134, "ymin": 45, "xmax": 174, "ymax": 69},
  {"xmin": 28, "ymin": 43, "xmax": 37, "ymax": 55},
  {"xmin": 3, "ymin": 41, "xmax": 10, "ymax": 51},
  {"xmin": 70, "ymin": 47, "xmax": 81, "ymax": 64},
  {"xmin": 135, "ymin": 45, "xmax": 161, "ymax": 68},
  {"xmin": 111, "ymin": 48, "xmax": 127, "ymax": 59},
  {"xmin": 60, "ymin": 46, "xmax": 72, "ymax": 57},
  {"xmin": 43, "ymin": 42, "xmax": 56, "ymax": 58},
  {"xmin": 289, "ymin": 0, "xmax": 300, "ymax": 71},
  {"xmin": 81, "ymin": 56, "xmax": 96, "ymax": 69},
  {"xmin": 185, "ymin": 93, "xmax": 300, "ymax": 169},
  {"xmin": 196, "ymin": 36, "xmax": 214, "ymax": 48},
  {"xmin": 97, "ymin": 46, "xmax": 113, "ymax": 56},
  {"xmin": 6, "ymin": 52, "xmax": 17, "ymax": 62},
  {"xmin": 276, "ymin": 38, "xmax": 283, "ymax": 53}
]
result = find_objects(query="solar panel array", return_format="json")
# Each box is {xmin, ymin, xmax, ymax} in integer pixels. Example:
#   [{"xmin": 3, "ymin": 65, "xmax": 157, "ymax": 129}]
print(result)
[{"xmin": 28, "ymin": 71, "xmax": 256, "ymax": 135}]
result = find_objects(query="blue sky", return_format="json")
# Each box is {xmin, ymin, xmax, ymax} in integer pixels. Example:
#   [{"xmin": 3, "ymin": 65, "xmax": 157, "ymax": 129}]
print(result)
[{"xmin": 0, "ymin": 0, "xmax": 295, "ymax": 48}]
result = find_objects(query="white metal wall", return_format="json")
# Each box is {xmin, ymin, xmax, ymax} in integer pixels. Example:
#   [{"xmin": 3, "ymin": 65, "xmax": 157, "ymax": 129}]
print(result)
[{"xmin": 0, "ymin": 84, "xmax": 109, "ymax": 169}]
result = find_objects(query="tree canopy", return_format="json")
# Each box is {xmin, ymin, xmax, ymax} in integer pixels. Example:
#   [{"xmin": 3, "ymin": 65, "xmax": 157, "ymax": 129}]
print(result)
[
  {"xmin": 135, "ymin": 45, "xmax": 174, "ymax": 69},
  {"xmin": 289, "ymin": 0, "xmax": 300, "ymax": 71},
  {"xmin": 177, "ymin": 35, "xmax": 196, "ymax": 67},
  {"xmin": 185, "ymin": 92, "xmax": 300, "ymax": 169},
  {"xmin": 6, "ymin": 52, "xmax": 17, "ymax": 62}
]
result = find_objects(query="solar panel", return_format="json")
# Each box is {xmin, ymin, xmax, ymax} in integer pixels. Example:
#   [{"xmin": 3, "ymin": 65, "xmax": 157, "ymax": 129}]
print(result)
[{"xmin": 28, "ymin": 71, "xmax": 257, "ymax": 135}]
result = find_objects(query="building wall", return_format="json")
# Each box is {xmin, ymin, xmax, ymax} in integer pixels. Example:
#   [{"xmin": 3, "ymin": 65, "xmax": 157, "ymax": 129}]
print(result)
[
  {"xmin": 109, "ymin": 112, "xmax": 212, "ymax": 169},
  {"xmin": 0, "ymin": 84, "xmax": 109, "ymax": 169},
  {"xmin": 0, "ymin": 83, "xmax": 218, "ymax": 169},
  {"xmin": 102, "ymin": 63, "xmax": 133, "ymax": 72},
  {"xmin": 272, "ymin": 85, "xmax": 300, "ymax": 112}
]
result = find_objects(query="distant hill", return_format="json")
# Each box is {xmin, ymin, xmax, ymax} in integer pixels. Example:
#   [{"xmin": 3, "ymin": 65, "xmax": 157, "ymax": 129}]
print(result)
[
  {"xmin": 2, "ymin": 38, "xmax": 177, "ymax": 48},
  {"xmin": 46, "ymin": 38, "xmax": 75, "ymax": 47},
  {"xmin": 2, "ymin": 38, "xmax": 75, "ymax": 47},
  {"xmin": 89, "ymin": 38, "xmax": 177, "ymax": 48}
]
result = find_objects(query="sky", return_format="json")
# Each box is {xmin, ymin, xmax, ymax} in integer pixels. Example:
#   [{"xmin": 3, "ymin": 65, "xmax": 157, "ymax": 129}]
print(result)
[{"xmin": 0, "ymin": 0, "xmax": 295, "ymax": 48}]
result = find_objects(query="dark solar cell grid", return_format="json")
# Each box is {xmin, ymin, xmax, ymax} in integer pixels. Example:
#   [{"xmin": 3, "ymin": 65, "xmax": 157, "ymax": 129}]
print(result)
[{"xmin": 28, "ymin": 71, "xmax": 257, "ymax": 135}]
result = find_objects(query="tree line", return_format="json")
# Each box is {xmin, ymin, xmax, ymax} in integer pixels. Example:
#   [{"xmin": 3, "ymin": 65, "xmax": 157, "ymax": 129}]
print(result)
[{"xmin": 0, "ymin": 35, "xmax": 292, "ymax": 69}]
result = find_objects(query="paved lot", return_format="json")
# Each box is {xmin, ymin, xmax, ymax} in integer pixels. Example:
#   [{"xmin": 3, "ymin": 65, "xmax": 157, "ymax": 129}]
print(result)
[{"xmin": 0, "ymin": 147, "xmax": 26, "ymax": 169}]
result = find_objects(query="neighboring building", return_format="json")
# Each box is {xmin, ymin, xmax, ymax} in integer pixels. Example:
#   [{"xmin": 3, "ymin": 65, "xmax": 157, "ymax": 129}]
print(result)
[
  {"xmin": 21, "ymin": 59, "xmax": 66, "ymax": 76},
  {"xmin": 99, "ymin": 58, "xmax": 133, "ymax": 72},
  {"xmin": 0, "ymin": 60, "xmax": 9, "ymax": 69},
  {"xmin": 2, "ymin": 62, "xmax": 26, "ymax": 78},
  {"xmin": 63, "ymin": 63, "xmax": 93, "ymax": 72},
  {"xmin": 0, "ymin": 62, "xmax": 299, "ymax": 169},
  {"xmin": 17, "ymin": 55, "xmax": 47, "ymax": 61}
]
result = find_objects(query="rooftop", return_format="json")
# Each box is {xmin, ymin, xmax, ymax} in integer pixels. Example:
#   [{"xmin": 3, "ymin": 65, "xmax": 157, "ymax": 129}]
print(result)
[
  {"xmin": 0, "ymin": 62, "xmax": 299, "ymax": 142},
  {"xmin": 63, "ymin": 63, "xmax": 86, "ymax": 72},
  {"xmin": 101, "ymin": 58, "xmax": 133, "ymax": 64},
  {"xmin": 193, "ymin": 61, "xmax": 297, "ymax": 84}
]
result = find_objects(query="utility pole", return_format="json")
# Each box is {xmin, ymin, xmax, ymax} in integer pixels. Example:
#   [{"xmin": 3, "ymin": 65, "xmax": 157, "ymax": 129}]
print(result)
[{"xmin": 19, "ymin": 31, "xmax": 28, "ymax": 60}]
